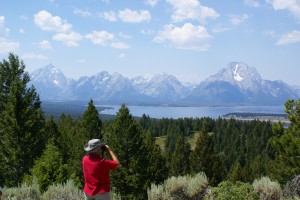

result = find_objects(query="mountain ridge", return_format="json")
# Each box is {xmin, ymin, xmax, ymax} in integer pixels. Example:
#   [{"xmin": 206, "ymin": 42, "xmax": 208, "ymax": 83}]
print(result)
[{"xmin": 29, "ymin": 62, "xmax": 300, "ymax": 106}]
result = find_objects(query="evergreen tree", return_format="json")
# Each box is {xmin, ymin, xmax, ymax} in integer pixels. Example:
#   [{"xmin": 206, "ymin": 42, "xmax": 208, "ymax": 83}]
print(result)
[
  {"xmin": 82, "ymin": 99, "xmax": 102, "ymax": 140},
  {"xmin": 143, "ymin": 131, "xmax": 168, "ymax": 189},
  {"xmin": 24, "ymin": 143, "xmax": 68, "ymax": 192},
  {"xmin": 0, "ymin": 53, "xmax": 46, "ymax": 187},
  {"xmin": 169, "ymin": 135, "xmax": 190, "ymax": 176},
  {"xmin": 105, "ymin": 104, "xmax": 165, "ymax": 200},
  {"xmin": 45, "ymin": 115, "xmax": 60, "ymax": 146},
  {"xmin": 270, "ymin": 99, "xmax": 300, "ymax": 183}
]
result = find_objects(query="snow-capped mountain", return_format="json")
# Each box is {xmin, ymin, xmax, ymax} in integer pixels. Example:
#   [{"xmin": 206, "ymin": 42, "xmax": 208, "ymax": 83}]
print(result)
[
  {"xmin": 29, "ymin": 63, "xmax": 300, "ymax": 105},
  {"xmin": 30, "ymin": 64, "xmax": 74, "ymax": 99},
  {"xmin": 131, "ymin": 73, "xmax": 192, "ymax": 102},
  {"xmin": 206, "ymin": 62, "xmax": 262, "ymax": 92},
  {"xmin": 186, "ymin": 62, "xmax": 299, "ymax": 105},
  {"xmin": 72, "ymin": 71, "xmax": 145, "ymax": 101}
]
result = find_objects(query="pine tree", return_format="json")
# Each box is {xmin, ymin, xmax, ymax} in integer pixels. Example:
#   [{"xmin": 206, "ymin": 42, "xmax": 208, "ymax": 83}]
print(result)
[
  {"xmin": 81, "ymin": 99, "xmax": 102, "ymax": 140},
  {"xmin": 169, "ymin": 135, "xmax": 190, "ymax": 176},
  {"xmin": 24, "ymin": 143, "xmax": 68, "ymax": 192},
  {"xmin": 105, "ymin": 104, "xmax": 165, "ymax": 200},
  {"xmin": 270, "ymin": 99, "xmax": 300, "ymax": 183},
  {"xmin": 0, "ymin": 53, "xmax": 46, "ymax": 187}
]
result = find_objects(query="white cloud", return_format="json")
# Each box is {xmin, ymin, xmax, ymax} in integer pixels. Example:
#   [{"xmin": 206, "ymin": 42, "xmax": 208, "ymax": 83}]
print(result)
[
  {"xmin": 118, "ymin": 32, "xmax": 132, "ymax": 39},
  {"xmin": 34, "ymin": 10, "xmax": 72, "ymax": 32},
  {"xmin": 230, "ymin": 14, "xmax": 249, "ymax": 25},
  {"xmin": 19, "ymin": 28, "xmax": 25, "ymax": 34},
  {"xmin": 263, "ymin": 30, "xmax": 276, "ymax": 37},
  {"xmin": 212, "ymin": 25, "xmax": 230, "ymax": 33},
  {"xmin": 141, "ymin": 29, "xmax": 155, "ymax": 35},
  {"xmin": 267, "ymin": 0, "xmax": 300, "ymax": 20},
  {"xmin": 111, "ymin": 41, "xmax": 130, "ymax": 49},
  {"xmin": 166, "ymin": 0, "xmax": 219, "ymax": 23},
  {"xmin": 101, "ymin": 11, "xmax": 118, "ymax": 22},
  {"xmin": 53, "ymin": 32, "xmax": 83, "ymax": 47},
  {"xmin": 0, "ymin": 16, "xmax": 10, "ymax": 36},
  {"xmin": 73, "ymin": 8, "xmax": 92, "ymax": 17},
  {"xmin": 85, "ymin": 31, "xmax": 114, "ymax": 46},
  {"xmin": 244, "ymin": 0, "xmax": 260, "ymax": 7},
  {"xmin": 21, "ymin": 53, "xmax": 48, "ymax": 60},
  {"xmin": 39, "ymin": 40, "xmax": 52, "ymax": 50},
  {"xmin": 118, "ymin": 9, "xmax": 151, "ymax": 23},
  {"xmin": 146, "ymin": 0, "xmax": 158, "ymax": 6},
  {"xmin": 154, "ymin": 23, "xmax": 213, "ymax": 51},
  {"xmin": 0, "ymin": 38, "xmax": 19, "ymax": 54},
  {"xmin": 119, "ymin": 53, "xmax": 126, "ymax": 58},
  {"xmin": 276, "ymin": 30, "xmax": 300, "ymax": 45}
]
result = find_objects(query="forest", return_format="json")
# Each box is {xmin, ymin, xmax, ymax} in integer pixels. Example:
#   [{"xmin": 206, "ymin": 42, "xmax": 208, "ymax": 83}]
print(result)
[{"xmin": 0, "ymin": 53, "xmax": 300, "ymax": 199}]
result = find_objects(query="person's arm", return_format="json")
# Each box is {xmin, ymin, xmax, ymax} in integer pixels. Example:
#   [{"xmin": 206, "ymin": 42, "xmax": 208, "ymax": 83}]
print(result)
[{"xmin": 105, "ymin": 145, "xmax": 119, "ymax": 166}]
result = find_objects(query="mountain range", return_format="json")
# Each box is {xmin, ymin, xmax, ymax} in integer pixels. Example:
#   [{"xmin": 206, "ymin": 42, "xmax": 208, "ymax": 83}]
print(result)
[{"xmin": 29, "ymin": 62, "xmax": 300, "ymax": 106}]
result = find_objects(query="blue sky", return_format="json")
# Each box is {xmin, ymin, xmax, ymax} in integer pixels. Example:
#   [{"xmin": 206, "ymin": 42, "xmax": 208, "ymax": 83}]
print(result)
[{"xmin": 1, "ymin": 0, "xmax": 300, "ymax": 85}]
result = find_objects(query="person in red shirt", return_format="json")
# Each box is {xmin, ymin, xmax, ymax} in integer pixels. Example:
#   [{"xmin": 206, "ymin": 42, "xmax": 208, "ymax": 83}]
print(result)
[{"xmin": 82, "ymin": 139, "xmax": 119, "ymax": 200}]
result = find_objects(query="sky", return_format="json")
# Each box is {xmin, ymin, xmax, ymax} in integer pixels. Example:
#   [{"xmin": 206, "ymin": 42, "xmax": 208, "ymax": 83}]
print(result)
[{"xmin": 0, "ymin": 0, "xmax": 300, "ymax": 86}]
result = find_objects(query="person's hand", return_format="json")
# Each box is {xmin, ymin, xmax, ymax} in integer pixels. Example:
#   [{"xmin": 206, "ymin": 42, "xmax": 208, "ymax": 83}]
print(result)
[{"xmin": 104, "ymin": 145, "xmax": 110, "ymax": 152}]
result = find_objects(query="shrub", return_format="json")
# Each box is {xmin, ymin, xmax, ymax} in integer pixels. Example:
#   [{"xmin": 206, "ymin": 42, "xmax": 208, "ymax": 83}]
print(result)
[
  {"xmin": 211, "ymin": 180, "xmax": 258, "ymax": 200},
  {"xmin": 283, "ymin": 175, "xmax": 300, "ymax": 198},
  {"xmin": 148, "ymin": 172, "xmax": 209, "ymax": 200},
  {"xmin": 253, "ymin": 176, "xmax": 282, "ymax": 200},
  {"xmin": 40, "ymin": 179, "xmax": 84, "ymax": 200},
  {"xmin": 2, "ymin": 178, "xmax": 40, "ymax": 200}
]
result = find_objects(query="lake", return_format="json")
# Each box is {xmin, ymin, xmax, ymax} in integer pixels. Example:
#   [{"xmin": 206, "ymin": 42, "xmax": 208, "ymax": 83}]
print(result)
[
  {"xmin": 42, "ymin": 101, "xmax": 286, "ymax": 119},
  {"xmin": 97, "ymin": 104, "xmax": 285, "ymax": 119}
]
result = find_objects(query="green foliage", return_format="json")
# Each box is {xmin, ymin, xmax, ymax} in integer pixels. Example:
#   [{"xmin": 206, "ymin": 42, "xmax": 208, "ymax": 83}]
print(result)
[
  {"xmin": 148, "ymin": 172, "xmax": 209, "ymax": 200},
  {"xmin": 0, "ymin": 53, "xmax": 46, "ymax": 187},
  {"xmin": 24, "ymin": 143, "xmax": 68, "ymax": 192},
  {"xmin": 253, "ymin": 176, "xmax": 282, "ymax": 200},
  {"xmin": 211, "ymin": 180, "xmax": 258, "ymax": 200},
  {"xmin": 81, "ymin": 99, "xmax": 102, "ymax": 140},
  {"xmin": 105, "ymin": 104, "xmax": 166, "ymax": 200},
  {"xmin": 169, "ymin": 135, "xmax": 190, "ymax": 176},
  {"xmin": 2, "ymin": 177, "xmax": 41, "ymax": 200},
  {"xmin": 40, "ymin": 179, "xmax": 85, "ymax": 200},
  {"xmin": 270, "ymin": 99, "xmax": 300, "ymax": 183}
]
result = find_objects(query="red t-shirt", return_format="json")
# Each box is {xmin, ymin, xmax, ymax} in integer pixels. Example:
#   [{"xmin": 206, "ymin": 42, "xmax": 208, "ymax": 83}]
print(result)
[{"xmin": 82, "ymin": 154, "xmax": 118, "ymax": 195}]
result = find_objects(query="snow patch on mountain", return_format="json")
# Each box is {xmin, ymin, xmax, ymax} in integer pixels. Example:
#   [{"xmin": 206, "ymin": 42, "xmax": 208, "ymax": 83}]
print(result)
[{"xmin": 233, "ymin": 64, "xmax": 244, "ymax": 81}]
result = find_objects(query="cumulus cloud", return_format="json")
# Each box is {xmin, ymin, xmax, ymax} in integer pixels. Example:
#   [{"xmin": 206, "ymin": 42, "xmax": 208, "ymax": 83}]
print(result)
[
  {"xmin": 276, "ymin": 30, "xmax": 300, "ymax": 45},
  {"xmin": 267, "ymin": 0, "xmax": 300, "ymax": 20},
  {"xmin": 146, "ymin": 0, "xmax": 158, "ymax": 6},
  {"xmin": 53, "ymin": 32, "xmax": 83, "ymax": 47},
  {"xmin": 110, "ymin": 41, "xmax": 130, "ymax": 49},
  {"xmin": 244, "ymin": 0, "xmax": 260, "ymax": 7},
  {"xmin": 154, "ymin": 23, "xmax": 213, "ymax": 51},
  {"xmin": 230, "ymin": 14, "xmax": 249, "ymax": 25},
  {"xmin": 118, "ymin": 9, "xmax": 151, "ymax": 23},
  {"xmin": 73, "ymin": 8, "xmax": 92, "ymax": 17},
  {"xmin": 0, "ymin": 16, "xmax": 10, "ymax": 36},
  {"xmin": 101, "ymin": 11, "xmax": 118, "ymax": 21},
  {"xmin": 119, "ymin": 53, "xmax": 126, "ymax": 58},
  {"xmin": 85, "ymin": 31, "xmax": 114, "ymax": 46},
  {"xmin": 0, "ymin": 38, "xmax": 19, "ymax": 54},
  {"xmin": 39, "ymin": 40, "xmax": 52, "ymax": 50},
  {"xmin": 166, "ymin": 0, "xmax": 219, "ymax": 23},
  {"xmin": 34, "ymin": 10, "xmax": 72, "ymax": 32}
]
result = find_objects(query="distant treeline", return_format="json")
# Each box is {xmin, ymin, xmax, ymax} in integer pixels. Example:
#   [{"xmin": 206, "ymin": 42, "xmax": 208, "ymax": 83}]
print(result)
[{"xmin": 223, "ymin": 112, "xmax": 287, "ymax": 118}]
